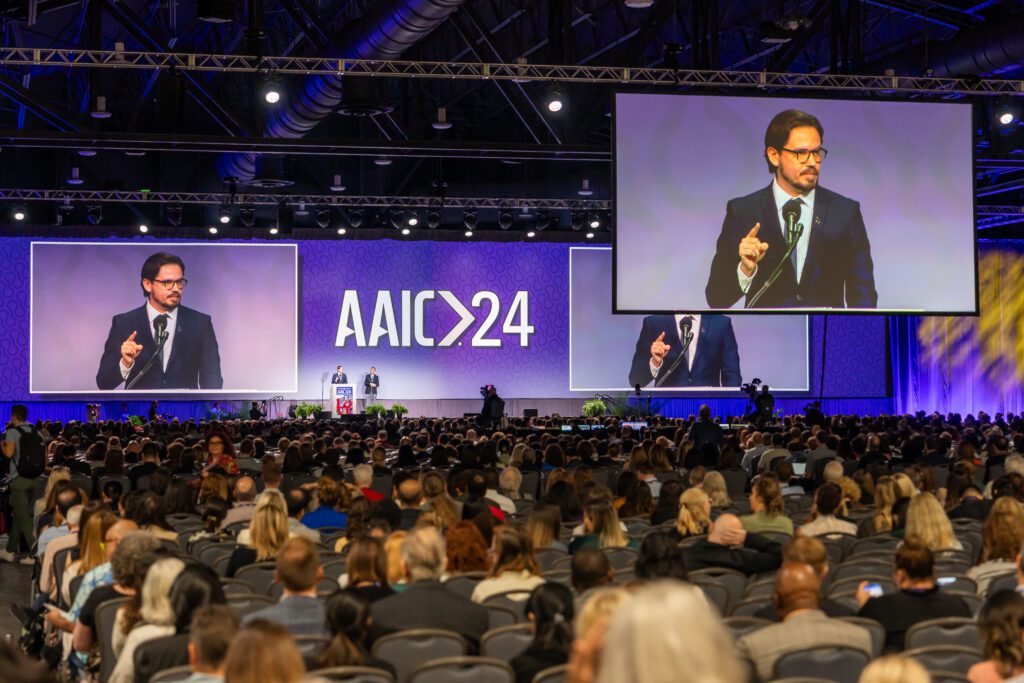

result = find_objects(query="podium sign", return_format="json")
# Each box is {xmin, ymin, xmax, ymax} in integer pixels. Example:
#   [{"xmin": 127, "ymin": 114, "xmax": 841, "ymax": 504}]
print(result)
[{"xmin": 332, "ymin": 383, "xmax": 356, "ymax": 417}]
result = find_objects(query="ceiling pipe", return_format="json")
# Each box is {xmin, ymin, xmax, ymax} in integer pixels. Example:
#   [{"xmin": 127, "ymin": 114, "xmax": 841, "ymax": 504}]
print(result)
[
  {"xmin": 874, "ymin": 15, "xmax": 1024, "ymax": 77},
  {"xmin": 217, "ymin": 0, "xmax": 465, "ymax": 182}
]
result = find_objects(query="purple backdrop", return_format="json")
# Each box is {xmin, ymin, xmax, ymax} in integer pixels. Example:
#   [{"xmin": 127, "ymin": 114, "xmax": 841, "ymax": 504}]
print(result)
[
  {"xmin": 570, "ymin": 247, "xmax": 808, "ymax": 390},
  {"xmin": 614, "ymin": 93, "xmax": 975, "ymax": 313},
  {"xmin": 0, "ymin": 237, "xmax": 887, "ymax": 402},
  {"xmin": 30, "ymin": 243, "xmax": 298, "ymax": 392}
]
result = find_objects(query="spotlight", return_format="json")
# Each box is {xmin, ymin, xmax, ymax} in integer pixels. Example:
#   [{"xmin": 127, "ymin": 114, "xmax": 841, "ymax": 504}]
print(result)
[
  {"xmin": 578, "ymin": 179, "xmax": 594, "ymax": 196},
  {"xmin": 432, "ymin": 107, "xmax": 453, "ymax": 130},
  {"xmin": 67, "ymin": 167, "xmax": 84, "ymax": 185},
  {"xmin": 167, "ymin": 205, "xmax": 183, "ymax": 227},
  {"xmin": 589, "ymin": 213, "xmax": 601, "ymax": 229},
  {"xmin": 138, "ymin": 224, "xmax": 148, "ymax": 233},
  {"xmin": 374, "ymin": 156, "xmax": 392, "ymax": 166},
  {"xmin": 463, "ymin": 210, "xmax": 478, "ymax": 231},
  {"xmin": 316, "ymin": 207, "xmax": 331, "ymax": 229},
  {"xmin": 401, "ymin": 227, "xmax": 410, "ymax": 236},
  {"xmin": 337, "ymin": 227, "xmax": 347, "ymax": 235},
  {"xmin": 999, "ymin": 111, "xmax": 1016, "ymax": 126},
  {"xmin": 349, "ymin": 209, "xmax": 364, "ymax": 228},
  {"xmin": 526, "ymin": 230, "xmax": 536, "ymax": 238},
  {"xmin": 329, "ymin": 174, "xmax": 346, "ymax": 192},
  {"xmin": 90, "ymin": 96, "xmax": 112, "ymax": 120},
  {"xmin": 407, "ymin": 211, "xmax": 419, "ymax": 227},
  {"xmin": 464, "ymin": 230, "xmax": 474, "ymax": 237},
  {"xmin": 209, "ymin": 226, "xmax": 218, "ymax": 235},
  {"xmin": 86, "ymin": 205, "xmax": 102, "ymax": 225},
  {"xmin": 77, "ymin": 149, "xmax": 96, "ymax": 157},
  {"xmin": 269, "ymin": 226, "xmax": 279, "ymax": 235},
  {"xmin": 125, "ymin": 150, "xmax": 146, "ymax": 157},
  {"xmin": 537, "ymin": 213, "xmax": 551, "ymax": 231},
  {"xmin": 390, "ymin": 212, "xmax": 405, "ymax": 230},
  {"xmin": 12, "ymin": 205, "xmax": 25, "ymax": 221},
  {"xmin": 218, "ymin": 206, "xmax": 231, "ymax": 224},
  {"xmin": 261, "ymin": 74, "xmax": 282, "ymax": 104},
  {"xmin": 546, "ymin": 87, "xmax": 565, "ymax": 113},
  {"xmin": 239, "ymin": 206, "xmax": 256, "ymax": 228},
  {"xmin": 586, "ymin": 231, "xmax": 595, "ymax": 239},
  {"xmin": 499, "ymin": 211, "xmax": 513, "ymax": 230},
  {"xmin": 571, "ymin": 213, "xmax": 585, "ymax": 231},
  {"xmin": 293, "ymin": 202, "xmax": 310, "ymax": 217},
  {"xmin": 426, "ymin": 209, "xmax": 441, "ymax": 229},
  {"xmin": 624, "ymin": 0, "xmax": 654, "ymax": 7}
]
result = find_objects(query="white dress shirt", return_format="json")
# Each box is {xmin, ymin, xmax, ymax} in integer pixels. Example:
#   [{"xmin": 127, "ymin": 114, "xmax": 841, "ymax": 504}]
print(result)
[
  {"xmin": 650, "ymin": 314, "xmax": 702, "ymax": 380},
  {"xmin": 120, "ymin": 303, "xmax": 179, "ymax": 379},
  {"xmin": 738, "ymin": 179, "xmax": 817, "ymax": 293}
]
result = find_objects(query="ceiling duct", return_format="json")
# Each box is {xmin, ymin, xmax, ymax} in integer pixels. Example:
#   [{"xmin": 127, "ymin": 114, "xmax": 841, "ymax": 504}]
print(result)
[{"xmin": 217, "ymin": 0, "xmax": 465, "ymax": 182}]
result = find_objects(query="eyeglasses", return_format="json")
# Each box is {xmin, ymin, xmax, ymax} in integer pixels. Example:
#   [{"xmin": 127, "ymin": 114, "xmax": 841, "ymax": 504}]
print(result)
[
  {"xmin": 208, "ymin": 441, "xmax": 224, "ymax": 446},
  {"xmin": 151, "ymin": 278, "xmax": 188, "ymax": 290},
  {"xmin": 781, "ymin": 147, "xmax": 828, "ymax": 163}
]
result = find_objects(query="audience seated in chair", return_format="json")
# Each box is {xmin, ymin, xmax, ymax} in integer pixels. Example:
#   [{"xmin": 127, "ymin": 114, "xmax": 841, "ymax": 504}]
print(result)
[{"xmin": 240, "ymin": 536, "xmax": 328, "ymax": 637}]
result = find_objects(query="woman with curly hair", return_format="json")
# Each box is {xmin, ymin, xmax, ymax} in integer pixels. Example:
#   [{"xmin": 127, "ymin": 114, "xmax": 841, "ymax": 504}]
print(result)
[
  {"xmin": 445, "ymin": 521, "xmax": 491, "ymax": 574},
  {"xmin": 970, "ymin": 590, "xmax": 1024, "ymax": 683},
  {"xmin": 968, "ymin": 496, "xmax": 1024, "ymax": 595}
]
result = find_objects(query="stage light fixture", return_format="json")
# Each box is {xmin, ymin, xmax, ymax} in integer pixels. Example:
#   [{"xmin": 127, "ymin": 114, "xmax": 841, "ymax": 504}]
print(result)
[
  {"xmin": 66, "ymin": 167, "xmax": 84, "ymax": 185},
  {"xmin": 390, "ymin": 212, "xmax": 405, "ymax": 230},
  {"xmin": 329, "ymin": 174, "xmax": 346, "ymax": 192},
  {"xmin": 316, "ymin": 207, "xmax": 331, "ymax": 229},
  {"xmin": 999, "ymin": 111, "xmax": 1016, "ymax": 125},
  {"xmin": 374, "ymin": 156, "xmax": 392, "ymax": 166},
  {"xmin": 125, "ymin": 150, "xmax": 146, "ymax": 157},
  {"xmin": 86, "ymin": 205, "xmax": 102, "ymax": 225},
  {"xmin": 262, "ymin": 74, "xmax": 282, "ymax": 104},
  {"xmin": 426, "ymin": 209, "xmax": 441, "ymax": 229},
  {"xmin": 77, "ymin": 149, "xmax": 96, "ymax": 157},
  {"xmin": 269, "ymin": 226, "xmax": 279, "ymax": 235},
  {"xmin": 537, "ymin": 212, "xmax": 551, "ymax": 231},
  {"xmin": 349, "ymin": 209, "xmax": 364, "ymax": 228},
  {"xmin": 499, "ymin": 211, "xmax": 513, "ymax": 230},
  {"xmin": 589, "ymin": 213, "xmax": 601, "ymax": 229},
  {"xmin": 432, "ymin": 107, "xmax": 453, "ymax": 130},
  {"xmin": 167, "ymin": 205, "xmax": 183, "ymax": 226},
  {"xmin": 209, "ymin": 226, "xmax": 218, "ymax": 235},
  {"xmin": 91, "ymin": 96, "xmax": 112, "ymax": 119},
  {"xmin": 401, "ymin": 227, "xmax": 410, "ymax": 236},
  {"xmin": 586, "ymin": 232, "xmax": 595, "ymax": 239},
  {"xmin": 526, "ymin": 230, "xmax": 536, "ymax": 238},
  {"xmin": 293, "ymin": 201, "xmax": 310, "ymax": 217},
  {"xmin": 463, "ymin": 210, "xmax": 478, "ymax": 230},
  {"xmin": 624, "ymin": 0, "xmax": 654, "ymax": 7},
  {"xmin": 407, "ymin": 211, "xmax": 419, "ymax": 227},
  {"xmin": 546, "ymin": 87, "xmax": 565, "ymax": 113},
  {"xmin": 337, "ymin": 227, "xmax": 347, "ymax": 236},
  {"xmin": 138, "ymin": 224, "xmax": 148, "ymax": 233},
  {"xmin": 12, "ymin": 205, "xmax": 26, "ymax": 221},
  {"xmin": 218, "ymin": 206, "xmax": 231, "ymax": 224},
  {"xmin": 465, "ymin": 230, "xmax": 474, "ymax": 237},
  {"xmin": 239, "ymin": 206, "xmax": 256, "ymax": 228},
  {"xmin": 571, "ymin": 213, "xmax": 585, "ymax": 231},
  {"xmin": 578, "ymin": 179, "xmax": 594, "ymax": 196}
]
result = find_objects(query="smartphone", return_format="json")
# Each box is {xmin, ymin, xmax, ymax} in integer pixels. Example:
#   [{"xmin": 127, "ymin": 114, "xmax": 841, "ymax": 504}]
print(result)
[
  {"xmin": 864, "ymin": 582, "xmax": 884, "ymax": 598},
  {"xmin": 937, "ymin": 576, "xmax": 957, "ymax": 586}
]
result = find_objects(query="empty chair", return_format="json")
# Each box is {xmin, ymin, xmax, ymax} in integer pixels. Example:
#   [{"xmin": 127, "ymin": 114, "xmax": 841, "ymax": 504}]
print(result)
[
  {"xmin": 309, "ymin": 666, "xmax": 396, "ymax": 683},
  {"xmin": 934, "ymin": 576, "xmax": 978, "ymax": 596},
  {"xmin": 905, "ymin": 645, "xmax": 984, "ymax": 676},
  {"xmin": 486, "ymin": 604, "xmax": 520, "ymax": 630},
  {"xmin": 409, "ymin": 656, "xmax": 513, "ymax": 683},
  {"xmin": 371, "ymin": 629, "xmax": 468, "ymax": 683},
  {"xmin": 818, "ymin": 533, "xmax": 857, "ymax": 564},
  {"xmin": 601, "ymin": 547, "xmax": 638, "ymax": 571},
  {"xmin": 772, "ymin": 646, "xmax": 871, "ymax": 683},
  {"xmin": 905, "ymin": 617, "xmax": 982, "ymax": 653},
  {"xmin": 831, "ymin": 561, "xmax": 892, "ymax": 585},
  {"xmin": 96, "ymin": 597, "xmax": 132, "ymax": 683},
  {"xmin": 696, "ymin": 581, "xmax": 730, "ymax": 616},
  {"xmin": 219, "ymin": 578, "xmax": 254, "ymax": 596},
  {"xmin": 235, "ymin": 562, "xmax": 278, "ymax": 595},
  {"xmin": 722, "ymin": 616, "xmax": 771, "ymax": 641},
  {"xmin": 850, "ymin": 536, "xmax": 901, "ymax": 556},
  {"xmin": 687, "ymin": 568, "xmax": 747, "ymax": 614},
  {"xmin": 480, "ymin": 624, "xmax": 534, "ymax": 662}
]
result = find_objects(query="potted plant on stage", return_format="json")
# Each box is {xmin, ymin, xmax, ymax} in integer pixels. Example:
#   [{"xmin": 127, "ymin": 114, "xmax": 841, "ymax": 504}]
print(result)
[
  {"xmin": 365, "ymin": 404, "xmax": 388, "ymax": 418},
  {"xmin": 390, "ymin": 403, "xmax": 409, "ymax": 419},
  {"xmin": 583, "ymin": 398, "xmax": 607, "ymax": 418}
]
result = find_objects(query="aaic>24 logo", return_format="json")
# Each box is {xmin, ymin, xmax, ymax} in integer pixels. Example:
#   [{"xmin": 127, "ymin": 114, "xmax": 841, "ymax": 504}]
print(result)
[{"xmin": 335, "ymin": 290, "xmax": 534, "ymax": 348}]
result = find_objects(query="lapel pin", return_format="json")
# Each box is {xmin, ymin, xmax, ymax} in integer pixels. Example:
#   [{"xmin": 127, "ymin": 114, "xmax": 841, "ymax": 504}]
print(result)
[{"xmin": 814, "ymin": 215, "xmax": 822, "ymax": 225}]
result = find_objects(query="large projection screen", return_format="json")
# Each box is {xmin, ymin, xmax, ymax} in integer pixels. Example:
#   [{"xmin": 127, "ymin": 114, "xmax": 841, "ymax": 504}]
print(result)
[
  {"xmin": 613, "ymin": 93, "xmax": 976, "ymax": 315},
  {"xmin": 30, "ymin": 242, "xmax": 298, "ymax": 394}
]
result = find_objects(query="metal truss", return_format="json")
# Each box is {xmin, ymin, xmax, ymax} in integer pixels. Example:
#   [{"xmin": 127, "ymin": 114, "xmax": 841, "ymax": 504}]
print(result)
[
  {"xmin": 1, "ymin": 48, "xmax": 1024, "ymax": 96},
  {"xmin": 0, "ymin": 188, "xmax": 612, "ymax": 210}
]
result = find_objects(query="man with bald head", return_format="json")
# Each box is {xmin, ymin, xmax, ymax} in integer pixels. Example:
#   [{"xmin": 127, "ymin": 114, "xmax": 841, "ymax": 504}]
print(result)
[
  {"xmin": 737, "ymin": 562, "xmax": 873, "ymax": 681},
  {"xmin": 220, "ymin": 476, "xmax": 257, "ymax": 528},
  {"xmin": 396, "ymin": 478, "xmax": 423, "ymax": 530},
  {"xmin": 684, "ymin": 513, "xmax": 783, "ymax": 575}
]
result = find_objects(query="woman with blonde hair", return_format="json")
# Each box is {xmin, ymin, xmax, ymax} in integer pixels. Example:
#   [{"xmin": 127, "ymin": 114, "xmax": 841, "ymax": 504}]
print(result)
[
  {"xmin": 969, "ymin": 497, "xmax": 1024, "ymax": 595},
  {"xmin": 859, "ymin": 655, "xmax": 930, "ymax": 683},
  {"xmin": 569, "ymin": 500, "xmax": 634, "ymax": 553},
  {"xmin": 891, "ymin": 472, "xmax": 917, "ymax": 500},
  {"xmin": 62, "ymin": 508, "xmax": 117, "ymax": 603},
  {"xmin": 471, "ymin": 524, "xmax": 545, "ymax": 603},
  {"xmin": 226, "ymin": 491, "xmax": 289, "ymax": 576},
  {"xmin": 421, "ymin": 470, "xmax": 461, "ymax": 531},
  {"xmin": 34, "ymin": 467, "xmax": 71, "ymax": 520},
  {"xmin": 858, "ymin": 476, "xmax": 898, "ymax": 538},
  {"xmin": 905, "ymin": 492, "xmax": 962, "ymax": 550},
  {"xmin": 740, "ymin": 475, "xmax": 794, "ymax": 535},
  {"xmin": 383, "ymin": 531, "xmax": 408, "ymax": 588},
  {"xmin": 674, "ymin": 488, "xmax": 711, "ymax": 539},
  {"xmin": 701, "ymin": 471, "xmax": 731, "ymax": 509},
  {"xmin": 224, "ymin": 620, "xmax": 306, "ymax": 683},
  {"xmin": 109, "ymin": 557, "xmax": 186, "ymax": 683},
  {"xmin": 593, "ymin": 582, "xmax": 742, "ymax": 683},
  {"xmin": 526, "ymin": 502, "xmax": 568, "ymax": 553}
]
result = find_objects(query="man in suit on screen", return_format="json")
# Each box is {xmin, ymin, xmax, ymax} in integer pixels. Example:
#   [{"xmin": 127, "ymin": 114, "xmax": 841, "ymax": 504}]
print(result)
[
  {"xmin": 628, "ymin": 314, "xmax": 741, "ymax": 388},
  {"xmin": 96, "ymin": 252, "xmax": 223, "ymax": 390},
  {"xmin": 705, "ymin": 109, "xmax": 877, "ymax": 309}
]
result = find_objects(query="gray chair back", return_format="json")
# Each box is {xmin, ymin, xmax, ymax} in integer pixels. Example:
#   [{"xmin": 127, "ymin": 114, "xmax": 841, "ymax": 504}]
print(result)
[
  {"xmin": 530, "ymin": 664, "xmax": 568, "ymax": 683},
  {"xmin": 722, "ymin": 616, "xmax": 771, "ymax": 641},
  {"xmin": 986, "ymin": 572, "xmax": 1018, "ymax": 596},
  {"xmin": 905, "ymin": 645, "xmax": 984, "ymax": 675},
  {"xmin": 836, "ymin": 616, "xmax": 886, "ymax": 657},
  {"xmin": 149, "ymin": 666, "xmax": 194, "ymax": 683},
  {"xmin": 687, "ymin": 567, "xmax": 747, "ymax": 613},
  {"xmin": 905, "ymin": 618, "xmax": 983, "ymax": 653},
  {"xmin": 536, "ymin": 549, "xmax": 569, "ymax": 572},
  {"xmin": 773, "ymin": 646, "xmax": 871, "ymax": 683},
  {"xmin": 235, "ymin": 561, "xmax": 278, "ymax": 595},
  {"xmin": 371, "ymin": 629, "xmax": 468, "ymax": 683},
  {"xmin": 409, "ymin": 657, "xmax": 513, "ymax": 683},
  {"xmin": 482, "ymin": 591, "xmax": 532, "ymax": 623},
  {"xmin": 96, "ymin": 597, "xmax": 131, "ymax": 683},
  {"xmin": 694, "ymin": 581, "xmax": 730, "ymax": 615},
  {"xmin": 309, "ymin": 666, "xmax": 396, "ymax": 683},
  {"xmin": 443, "ymin": 573, "xmax": 486, "ymax": 600},
  {"xmin": 480, "ymin": 624, "xmax": 533, "ymax": 662},
  {"xmin": 485, "ymin": 603, "xmax": 520, "ymax": 630},
  {"xmin": 227, "ymin": 593, "xmax": 275, "ymax": 618}
]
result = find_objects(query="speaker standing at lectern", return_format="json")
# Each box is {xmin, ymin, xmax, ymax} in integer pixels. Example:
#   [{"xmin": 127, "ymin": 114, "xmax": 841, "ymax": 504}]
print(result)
[
  {"xmin": 364, "ymin": 367, "xmax": 380, "ymax": 406},
  {"xmin": 331, "ymin": 365, "xmax": 348, "ymax": 384}
]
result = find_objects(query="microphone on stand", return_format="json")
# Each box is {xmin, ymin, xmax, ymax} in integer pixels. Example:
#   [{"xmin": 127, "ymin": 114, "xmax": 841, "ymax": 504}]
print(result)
[
  {"xmin": 655, "ymin": 316, "xmax": 695, "ymax": 388},
  {"xmin": 125, "ymin": 317, "xmax": 169, "ymax": 390},
  {"xmin": 745, "ymin": 199, "xmax": 804, "ymax": 309}
]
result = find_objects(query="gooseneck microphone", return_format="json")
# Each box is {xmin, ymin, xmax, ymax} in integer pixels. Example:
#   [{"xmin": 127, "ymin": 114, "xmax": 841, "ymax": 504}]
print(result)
[
  {"xmin": 745, "ymin": 198, "xmax": 805, "ymax": 309},
  {"xmin": 655, "ymin": 316, "xmax": 695, "ymax": 388},
  {"xmin": 125, "ymin": 316, "xmax": 169, "ymax": 390}
]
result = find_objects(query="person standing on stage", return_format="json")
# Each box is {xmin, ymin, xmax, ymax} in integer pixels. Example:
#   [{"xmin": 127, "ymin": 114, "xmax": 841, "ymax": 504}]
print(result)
[
  {"xmin": 331, "ymin": 366, "xmax": 348, "ymax": 384},
  {"xmin": 364, "ymin": 367, "xmax": 380, "ymax": 406}
]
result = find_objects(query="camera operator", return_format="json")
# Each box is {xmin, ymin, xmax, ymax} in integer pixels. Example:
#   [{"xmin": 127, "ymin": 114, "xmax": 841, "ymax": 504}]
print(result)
[{"xmin": 479, "ymin": 385, "xmax": 505, "ymax": 429}]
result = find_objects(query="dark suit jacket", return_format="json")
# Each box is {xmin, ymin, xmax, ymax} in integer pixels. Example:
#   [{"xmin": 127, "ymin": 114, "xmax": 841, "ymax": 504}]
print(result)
[
  {"xmin": 684, "ymin": 533, "xmax": 783, "ymax": 576},
  {"xmin": 705, "ymin": 184, "xmax": 877, "ymax": 309},
  {"xmin": 331, "ymin": 372, "xmax": 348, "ymax": 383},
  {"xmin": 369, "ymin": 580, "xmax": 490, "ymax": 653},
  {"xmin": 96, "ymin": 305, "xmax": 223, "ymax": 390},
  {"xmin": 628, "ymin": 315, "xmax": 741, "ymax": 388},
  {"xmin": 364, "ymin": 374, "xmax": 380, "ymax": 393}
]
